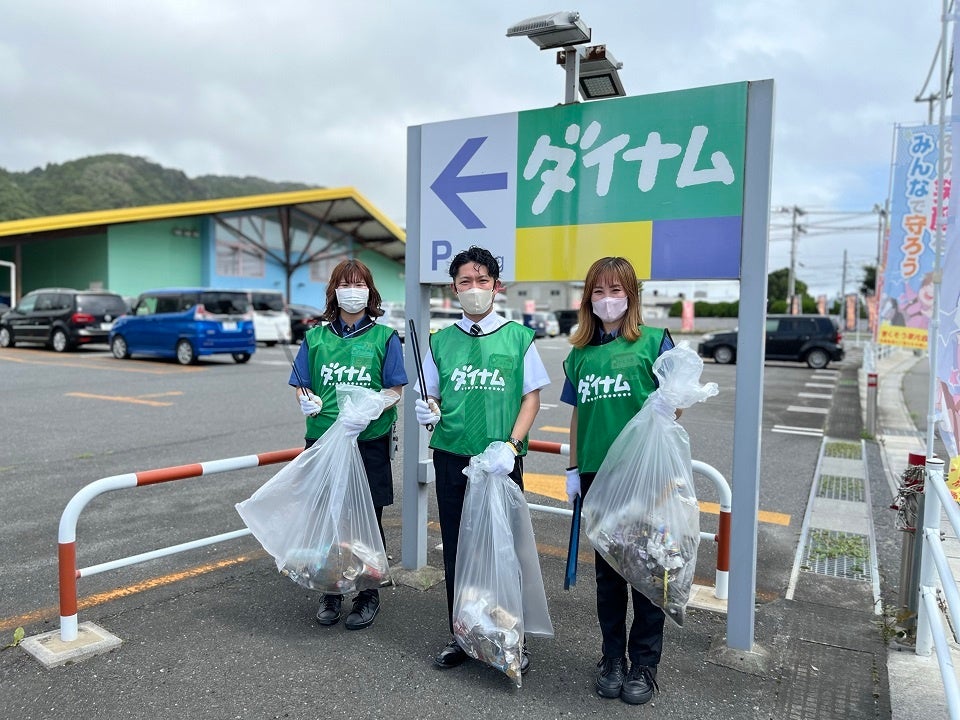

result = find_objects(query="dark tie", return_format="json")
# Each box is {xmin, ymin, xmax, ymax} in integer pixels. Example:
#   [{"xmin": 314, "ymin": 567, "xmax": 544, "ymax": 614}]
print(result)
[
  {"xmin": 470, "ymin": 324, "xmax": 483, "ymax": 336},
  {"xmin": 601, "ymin": 332, "xmax": 614, "ymax": 344}
]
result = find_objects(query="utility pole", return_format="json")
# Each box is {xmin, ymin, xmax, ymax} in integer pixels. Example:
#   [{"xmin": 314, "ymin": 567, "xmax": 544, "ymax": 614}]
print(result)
[
  {"xmin": 840, "ymin": 248, "xmax": 848, "ymax": 326},
  {"xmin": 785, "ymin": 205, "xmax": 805, "ymax": 314}
]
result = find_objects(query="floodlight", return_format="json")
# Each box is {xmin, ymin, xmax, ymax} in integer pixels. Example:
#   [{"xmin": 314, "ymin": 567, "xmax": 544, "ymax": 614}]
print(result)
[
  {"xmin": 557, "ymin": 44, "xmax": 626, "ymax": 100},
  {"xmin": 506, "ymin": 11, "xmax": 591, "ymax": 50}
]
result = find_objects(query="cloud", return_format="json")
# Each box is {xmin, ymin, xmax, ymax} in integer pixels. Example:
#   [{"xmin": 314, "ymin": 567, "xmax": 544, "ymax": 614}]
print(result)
[{"xmin": 0, "ymin": 0, "xmax": 942, "ymax": 296}]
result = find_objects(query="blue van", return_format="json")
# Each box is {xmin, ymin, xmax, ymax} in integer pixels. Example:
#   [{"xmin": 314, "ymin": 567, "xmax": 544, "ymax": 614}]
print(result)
[{"xmin": 109, "ymin": 288, "xmax": 256, "ymax": 365}]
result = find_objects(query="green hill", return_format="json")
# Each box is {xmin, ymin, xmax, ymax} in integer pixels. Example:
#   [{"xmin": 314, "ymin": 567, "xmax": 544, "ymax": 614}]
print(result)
[{"xmin": 0, "ymin": 154, "xmax": 314, "ymax": 221}]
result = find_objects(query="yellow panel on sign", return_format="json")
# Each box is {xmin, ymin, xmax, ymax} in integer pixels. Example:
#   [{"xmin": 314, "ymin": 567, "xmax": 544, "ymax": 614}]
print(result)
[{"xmin": 515, "ymin": 221, "xmax": 653, "ymax": 282}]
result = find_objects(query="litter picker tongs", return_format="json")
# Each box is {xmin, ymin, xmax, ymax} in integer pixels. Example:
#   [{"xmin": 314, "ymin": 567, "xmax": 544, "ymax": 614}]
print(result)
[{"xmin": 408, "ymin": 318, "xmax": 434, "ymax": 432}]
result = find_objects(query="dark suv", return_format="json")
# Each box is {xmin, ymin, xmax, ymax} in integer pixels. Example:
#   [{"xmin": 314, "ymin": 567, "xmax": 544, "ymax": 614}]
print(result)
[
  {"xmin": 0, "ymin": 288, "xmax": 129, "ymax": 352},
  {"xmin": 697, "ymin": 314, "xmax": 844, "ymax": 369}
]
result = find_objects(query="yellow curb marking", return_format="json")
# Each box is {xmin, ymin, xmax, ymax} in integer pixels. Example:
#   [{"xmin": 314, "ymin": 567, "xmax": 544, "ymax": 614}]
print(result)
[
  {"xmin": 0, "ymin": 553, "xmax": 262, "ymax": 633},
  {"xmin": 66, "ymin": 392, "xmax": 178, "ymax": 407},
  {"xmin": 524, "ymin": 472, "xmax": 791, "ymax": 526}
]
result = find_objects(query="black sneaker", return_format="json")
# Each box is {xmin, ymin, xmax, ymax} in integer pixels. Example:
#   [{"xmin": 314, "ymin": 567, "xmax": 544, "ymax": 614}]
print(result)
[
  {"xmin": 315, "ymin": 594, "xmax": 342, "ymax": 626},
  {"xmin": 621, "ymin": 664, "xmax": 658, "ymax": 705},
  {"xmin": 434, "ymin": 637, "xmax": 469, "ymax": 669},
  {"xmin": 595, "ymin": 656, "xmax": 627, "ymax": 698},
  {"xmin": 344, "ymin": 589, "xmax": 380, "ymax": 630},
  {"xmin": 520, "ymin": 646, "xmax": 530, "ymax": 675}
]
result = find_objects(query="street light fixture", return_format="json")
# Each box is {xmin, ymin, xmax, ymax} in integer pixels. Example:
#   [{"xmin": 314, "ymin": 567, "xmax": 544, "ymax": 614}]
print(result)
[
  {"xmin": 506, "ymin": 10, "xmax": 591, "ymax": 49},
  {"xmin": 507, "ymin": 10, "xmax": 625, "ymax": 104},
  {"xmin": 559, "ymin": 44, "xmax": 624, "ymax": 100}
]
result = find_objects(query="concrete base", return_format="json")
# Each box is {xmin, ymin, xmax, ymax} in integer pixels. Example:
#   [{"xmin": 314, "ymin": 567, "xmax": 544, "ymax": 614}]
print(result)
[
  {"xmin": 389, "ymin": 563, "xmax": 445, "ymax": 592},
  {"xmin": 688, "ymin": 583, "xmax": 728, "ymax": 614},
  {"xmin": 20, "ymin": 622, "xmax": 121, "ymax": 669},
  {"xmin": 707, "ymin": 636, "xmax": 771, "ymax": 677}
]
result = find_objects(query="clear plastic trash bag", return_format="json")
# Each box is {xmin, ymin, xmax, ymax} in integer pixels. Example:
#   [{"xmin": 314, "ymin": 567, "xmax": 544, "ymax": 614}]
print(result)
[
  {"xmin": 582, "ymin": 343, "xmax": 719, "ymax": 626},
  {"xmin": 452, "ymin": 442, "xmax": 554, "ymax": 687},
  {"xmin": 235, "ymin": 385, "xmax": 399, "ymax": 594}
]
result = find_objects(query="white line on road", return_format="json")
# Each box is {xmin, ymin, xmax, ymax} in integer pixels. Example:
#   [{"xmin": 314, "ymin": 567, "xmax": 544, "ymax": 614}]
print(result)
[
  {"xmin": 787, "ymin": 405, "xmax": 830, "ymax": 414},
  {"xmin": 798, "ymin": 392, "xmax": 833, "ymax": 399},
  {"xmin": 805, "ymin": 382, "xmax": 835, "ymax": 388},
  {"xmin": 772, "ymin": 425, "xmax": 823, "ymax": 437}
]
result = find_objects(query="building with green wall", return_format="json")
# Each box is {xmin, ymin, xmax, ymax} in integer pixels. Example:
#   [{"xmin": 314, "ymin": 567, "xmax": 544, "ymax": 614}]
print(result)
[{"xmin": 0, "ymin": 188, "xmax": 406, "ymax": 307}]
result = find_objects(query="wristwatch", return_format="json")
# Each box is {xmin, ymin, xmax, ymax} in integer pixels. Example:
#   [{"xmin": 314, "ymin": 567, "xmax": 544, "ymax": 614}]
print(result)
[{"xmin": 506, "ymin": 437, "xmax": 523, "ymax": 454}]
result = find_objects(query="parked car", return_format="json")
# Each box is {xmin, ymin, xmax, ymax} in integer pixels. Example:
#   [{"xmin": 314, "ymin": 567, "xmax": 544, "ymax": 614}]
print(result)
[
  {"xmin": 109, "ymin": 288, "xmax": 256, "ymax": 365},
  {"xmin": 697, "ymin": 314, "xmax": 844, "ymax": 369},
  {"xmin": 523, "ymin": 311, "xmax": 559, "ymax": 339},
  {"xmin": 0, "ymin": 288, "xmax": 128, "ymax": 352},
  {"xmin": 430, "ymin": 307, "xmax": 461, "ymax": 333},
  {"xmin": 554, "ymin": 309, "xmax": 579, "ymax": 335},
  {"xmin": 381, "ymin": 302, "xmax": 406, "ymax": 341},
  {"xmin": 240, "ymin": 289, "xmax": 292, "ymax": 346},
  {"xmin": 288, "ymin": 303, "xmax": 325, "ymax": 343}
]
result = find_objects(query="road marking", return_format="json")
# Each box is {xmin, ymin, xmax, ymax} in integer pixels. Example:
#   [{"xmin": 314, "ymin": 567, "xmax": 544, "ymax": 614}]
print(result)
[
  {"xmin": 798, "ymin": 392, "xmax": 832, "ymax": 399},
  {"xmin": 539, "ymin": 403, "xmax": 559, "ymax": 409},
  {"xmin": 0, "ymin": 352, "xmax": 200, "ymax": 374},
  {"xmin": 805, "ymin": 382, "xmax": 834, "ymax": 388},
  {"xmin": 524, "ymin": 472, "xmax": 790, "ymax": 525},
  {"xmin": 773, "ymin": 424, "xmax": 823, "ymax": 437},
  {"xmin": 539, "ymin": 425, "xmax": 569, "ymax": 434},
  {"xmin": 66, "ymin": 392, "xmax": 181, "ymax": 407},
  {"xmin": 0, "ymin": 553, "xmax": 258, "ymax": 633},
  {"xmin": 786, "ymin": 405, "xmax": 830, "ymax": 414}
]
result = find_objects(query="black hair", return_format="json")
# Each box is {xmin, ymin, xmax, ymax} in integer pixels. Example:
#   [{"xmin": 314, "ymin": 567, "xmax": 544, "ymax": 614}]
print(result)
[{"xmin": 448, "ymin": 246, "xmax": 501, "ymax": 281}]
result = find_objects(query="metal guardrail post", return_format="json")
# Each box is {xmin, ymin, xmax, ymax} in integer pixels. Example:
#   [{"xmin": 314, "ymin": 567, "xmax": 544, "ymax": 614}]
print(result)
[
  {"xmin": 917, "ymin": 457, "xmax": 945, "ymax": 657},
  {"xmin": 866, "ymin": 372, "xmax": 877, "ymax": 436}
]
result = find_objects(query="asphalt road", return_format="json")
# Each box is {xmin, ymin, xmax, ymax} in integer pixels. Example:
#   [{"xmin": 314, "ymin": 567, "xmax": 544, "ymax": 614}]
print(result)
[{"xmin": 0, "ymin": 335, "xmax": 843, "ymax": 629}]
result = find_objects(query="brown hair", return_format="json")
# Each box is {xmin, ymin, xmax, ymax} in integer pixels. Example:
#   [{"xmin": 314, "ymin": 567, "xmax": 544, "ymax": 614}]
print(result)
[
  {"xmin": 569, "ymin": 257, "xmax": 644, "ymax": 348},
  {"xmin": 322, "ymin": 259, "xmax": 384, "ymax": 322}
]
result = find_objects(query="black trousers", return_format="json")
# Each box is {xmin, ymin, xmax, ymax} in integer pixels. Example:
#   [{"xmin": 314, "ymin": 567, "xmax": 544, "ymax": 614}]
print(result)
[
  {"xmin": 433, "ymin": 448, "xmax": 523, "ymax": 633},
  {"xmin": 582, "ymin": 471, "xmax": 665, "ymax": 667}
]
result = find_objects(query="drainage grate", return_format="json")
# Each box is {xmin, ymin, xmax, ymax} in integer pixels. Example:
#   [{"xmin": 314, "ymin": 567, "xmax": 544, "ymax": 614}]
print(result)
[
  {"xmin": 801, "ymin": 529, "xmax": 870, "ymax": 580},
  {"xmin": 817, "ymin": 475, "xmax": 865, "ymax": 503},
  {"xmin": 824, "ymin": 441, "xmax": 861, "ymax": 459}
]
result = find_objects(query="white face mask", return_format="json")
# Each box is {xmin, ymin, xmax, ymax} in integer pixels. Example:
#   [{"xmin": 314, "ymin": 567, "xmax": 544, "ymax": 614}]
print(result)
[
  {"xmin": 336, "ymin": 287, "xmax": 369, "ymax": 314},
  {"xmin": 458, "ymin": 287, "xmax": 494, "ymax": 316},
  {"xmin": 593, "ymin": 296, "xmax": 628, "ymax": 323}
]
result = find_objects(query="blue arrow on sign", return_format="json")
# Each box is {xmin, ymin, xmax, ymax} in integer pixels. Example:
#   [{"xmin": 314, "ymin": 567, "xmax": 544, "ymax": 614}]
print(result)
[{"xmin": 430, "ymin": 136, "xmax": 508, "ymax": 229}]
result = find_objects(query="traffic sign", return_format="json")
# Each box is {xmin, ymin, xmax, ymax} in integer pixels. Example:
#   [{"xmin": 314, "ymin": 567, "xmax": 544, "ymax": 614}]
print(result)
[{"xmin": 415, "ymin": 82, "xmax": 750, "ymax": 283}]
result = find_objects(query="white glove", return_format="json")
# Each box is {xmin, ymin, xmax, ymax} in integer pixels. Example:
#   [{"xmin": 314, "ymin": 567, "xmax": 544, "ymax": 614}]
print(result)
[
  {"xmin": 565, "ymin": 467, "xmax": 581, "ymax": 504},
  {"xmin": 341, "ymin": 415, "xmax": 370, "ymax": 438},
  {"xmin": 487, "ymin": 442, "xmax": 517, "ymax": 476},
  {"xmin": 299, "ymin": 390, "xmax": 323, "ymax": 417},
  {"xmin": 415, "ymin": 398, "xmax": 441, "ymax": 426},
  {"xmin": 649, "ymin": 393, "xmax": 677, "ymax": 420}
]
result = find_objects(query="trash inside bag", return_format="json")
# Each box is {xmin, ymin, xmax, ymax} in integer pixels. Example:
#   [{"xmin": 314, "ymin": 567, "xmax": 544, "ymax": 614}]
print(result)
[
  {"xmin": 452, "ymin": 443, "xmax": 553, "ymax": 687},
  {"xmin": 236, "ymin": 385, "xmax": 399, "ymax": 593},
  {"xmin": 582, "ymin": 344, "xmax": 718, "ymax": 626}
]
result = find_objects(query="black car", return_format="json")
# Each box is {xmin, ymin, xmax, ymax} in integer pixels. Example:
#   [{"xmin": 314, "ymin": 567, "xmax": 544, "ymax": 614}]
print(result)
[
  {"xmin": 287, "ymin": 303, "xmax": 325, "ymax": 343},
  {"xmin": 697, "ymin": 314, "xmax": 845, "ymax": 369},
  {"xmin": 554, "ymin": 309, "xmax": 579, "ymax": 335},
  {"xmin": 0, "ymin": 288, "xmax": 128, "ymax": 352}
]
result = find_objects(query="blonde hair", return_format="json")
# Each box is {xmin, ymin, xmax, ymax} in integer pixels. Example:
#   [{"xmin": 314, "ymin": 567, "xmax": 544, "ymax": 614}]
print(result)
[{"xmin": 569, "ymin": 257, "xmax": 644, "ymax": 349}]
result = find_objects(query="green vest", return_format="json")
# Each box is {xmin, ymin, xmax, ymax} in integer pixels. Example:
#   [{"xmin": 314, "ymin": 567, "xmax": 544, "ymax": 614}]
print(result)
[
  {"xmin": 429, "ymin": 321, "xmax": 535, "ymax": 457},
  {"xmin": 563, "ymin": 327, "xmax": 665, "ymax": 473},
  {"xmin": 303, "ymin": 323, "xmax": 397, "ymax": 441}
]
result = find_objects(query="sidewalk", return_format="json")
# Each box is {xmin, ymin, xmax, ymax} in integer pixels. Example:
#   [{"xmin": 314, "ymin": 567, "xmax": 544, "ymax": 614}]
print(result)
[
  {"xmin": 870, "ymin": 347, "xmax": 960, "ymax": 719},
  {"xmin": 0, "ymin": 348, "xmax": 947, "ymax": 720}
]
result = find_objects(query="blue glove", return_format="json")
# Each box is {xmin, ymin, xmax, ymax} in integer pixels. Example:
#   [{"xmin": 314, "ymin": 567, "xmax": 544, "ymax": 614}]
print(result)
[
  {"xmin": 487, "ymin": 441, "xmax": 517, "ymax": 476},
  {"xmin": 299, "ymin": 390, "xmax": 322, "ymax": 417},
  {"xmin": 565, "ymin": 467, "xmax": 581, "ymax": 504}
]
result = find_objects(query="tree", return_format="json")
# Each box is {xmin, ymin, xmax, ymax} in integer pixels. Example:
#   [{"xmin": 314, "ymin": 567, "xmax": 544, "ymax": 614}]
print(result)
[
  {"xmin": 767, "ymin": 267, "xmax": 809, "ymax": 308},
  {"xmin": 860, "ymin": 264, "xmax": 877, "ymax": 297}
]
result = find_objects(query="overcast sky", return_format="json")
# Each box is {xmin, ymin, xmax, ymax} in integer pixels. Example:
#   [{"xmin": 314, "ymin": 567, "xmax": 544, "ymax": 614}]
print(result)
[{"xmin": 0, "ymin": 1, "xmax": 945, "ymax": 298}]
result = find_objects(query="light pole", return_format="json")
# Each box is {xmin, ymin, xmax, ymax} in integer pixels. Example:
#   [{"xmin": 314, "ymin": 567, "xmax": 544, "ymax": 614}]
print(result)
[
  {"xmin": 775, "ymin": 206, "xmax": 805, "ymax": 313},
  {"xmin": 507, "ymin": 10, "xmax": 626, "ymax": 105}
]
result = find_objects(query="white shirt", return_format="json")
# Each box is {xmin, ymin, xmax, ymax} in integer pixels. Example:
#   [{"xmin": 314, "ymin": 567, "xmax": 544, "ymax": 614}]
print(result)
[{"xmin": 419, "ymin": 312, "xmax": 550, "ymax": 398}]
